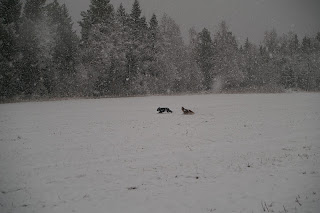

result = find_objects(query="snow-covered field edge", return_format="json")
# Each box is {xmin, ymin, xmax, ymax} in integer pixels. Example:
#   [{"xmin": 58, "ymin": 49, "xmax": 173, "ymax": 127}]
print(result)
[{"xmin": 0, "ymin": 93, "xmax": 319, "ymax": 213}]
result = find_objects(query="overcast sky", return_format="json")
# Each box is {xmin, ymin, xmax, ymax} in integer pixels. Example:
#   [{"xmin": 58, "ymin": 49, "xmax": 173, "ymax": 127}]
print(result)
[{"xmin": 59, "ymin": 0, "xmax": 320, "ymax": 44}]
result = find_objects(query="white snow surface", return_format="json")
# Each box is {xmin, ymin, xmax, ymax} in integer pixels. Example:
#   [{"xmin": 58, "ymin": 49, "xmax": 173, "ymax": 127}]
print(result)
[{"xmin": 0, "ymin": 93, "xmax": 320, "ymax": 213}]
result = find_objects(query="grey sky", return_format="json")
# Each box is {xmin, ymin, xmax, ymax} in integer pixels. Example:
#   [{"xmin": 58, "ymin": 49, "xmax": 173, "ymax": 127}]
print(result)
[{"xmin": 60, "ymin": 0, "xmax": 320, "ymax": 44}]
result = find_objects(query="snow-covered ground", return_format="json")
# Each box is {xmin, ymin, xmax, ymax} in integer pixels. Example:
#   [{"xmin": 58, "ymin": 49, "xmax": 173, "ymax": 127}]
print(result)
[{"xmin": 0, "ymin": 93, "xmax": 319, "ymax": 213}]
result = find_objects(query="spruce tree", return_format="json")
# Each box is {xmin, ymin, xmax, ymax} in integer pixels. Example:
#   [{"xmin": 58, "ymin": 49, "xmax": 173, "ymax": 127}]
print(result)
[
  {"xmin": 18, "ymin": 18, "xmax": 42, "ymax": 96},
  {"xmin": 79, "ymin": 0, "xmax": 114, "ymax": 43},
  {"xmin": 79, "ymin": 0, "xmax": 115, "ymax": 95},
  {"xmin": 116, "ymin": 3, "xmax": 128, "ymax": 27},
  {"xmin": 241, "ymin": 37, "xmax": 260, "ymax": 88},
  {"xmin": 130, "ymin": 0, "xmax": 142, "ymax": 25},
  {"xmin": 213, "ymin": 21, "xmax": 243, "ymax": 89},
  {"xmin": 141, "ymin": 13, "xmax": 163, "ymax": 93},
  {"xmin": 23, "ymin": 0, "xmax": 46, "ymax": 21},
  {"xmin": 244, "ymin": 37, "xmax": 250, "ymax": 52},
  {"xmin": 0, "ymin": 0, "xmax": 22, "ymax": 98},
  {"xmin": 125, "ymin": 0, "xmax": 148, "ymax": 94},
  {"xmin": 93, "ymin": 4, "xmax": 130, "ymax": 96},
  {"xmin": 17, "ymin": 0, "xmax": 49, "ymax": 97},
  {"xmin": 45, "ymin": 0, "xmax": 79, "ymax": 96},
  {"xmin": 301, "ymin": 36, "xmax": 311, "ymax": 53},
  {"xmin": 316, "ymin": 32, "xmax": 320, "ymax": 43},
  {"xmin": 0, "ymin": 0, "xmax": 21, "ymax": 25},
  {"xmin": 289, "ymin": 33, "xmax": 299, "ymax": 54},
  {"xmin": 159, "ymin": 14, "xmax": 187, "ymax": 93},
  {"xmin": 263, "ymin": 29, "xmax": 278, "ymax": 54},
  {"xmin": 149, "ymin": 14, "xmax": 160, "ymax": 44},
  {"xmin": 258, "ymin": 29, "xmax": 284, "ymax": 89},
  {"xmin": 0, "ymin": 0, "xmax": 21, "ymax": 61},
  {"xmin": 187, "ymin": 27, "xmax": 204, "ymax": 92},
  {"xmin": 129, "ymin": 0, "xmax": 147, "ymax": 42},
  {"xmin": 277, "ymin": 32, "xmax": 299, "ymax": 90},
  {"xmin": 196, "ymin": 28, "xmax": 214, "ymax": 90}
]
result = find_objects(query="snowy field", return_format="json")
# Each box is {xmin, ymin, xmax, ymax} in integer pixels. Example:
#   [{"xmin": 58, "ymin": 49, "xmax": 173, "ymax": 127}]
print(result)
[{"xmin": 0, "ymin": 93, "xmax": 320, "ymax": 213}]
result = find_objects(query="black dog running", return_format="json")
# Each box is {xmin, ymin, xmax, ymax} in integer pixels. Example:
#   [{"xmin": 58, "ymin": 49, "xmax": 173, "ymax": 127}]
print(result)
[{"xmin": 157, "ymin": 107, "xmax": 173, "ymax": 113}]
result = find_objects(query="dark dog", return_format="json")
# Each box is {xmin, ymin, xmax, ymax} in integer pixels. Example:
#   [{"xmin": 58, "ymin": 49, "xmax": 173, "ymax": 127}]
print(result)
[
  {"xmin": 181, "ymin": 107, "xmax": 194, "ymax": 115},
  {"xmin": 157, "ymin": 107, "xmax": 173, "ymax": 113}
]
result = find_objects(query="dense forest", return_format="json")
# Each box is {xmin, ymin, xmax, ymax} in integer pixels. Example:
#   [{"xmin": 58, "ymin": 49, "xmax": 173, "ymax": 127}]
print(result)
[{"xmin": 1, "ymin": 0, "xmax": 320, "ymax": 101}]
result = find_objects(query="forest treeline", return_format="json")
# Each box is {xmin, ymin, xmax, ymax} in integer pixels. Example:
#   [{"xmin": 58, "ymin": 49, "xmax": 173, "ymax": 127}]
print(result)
[{"xmin": 1, "ymin": 0, "xmax": 320, "ymax": 101}]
